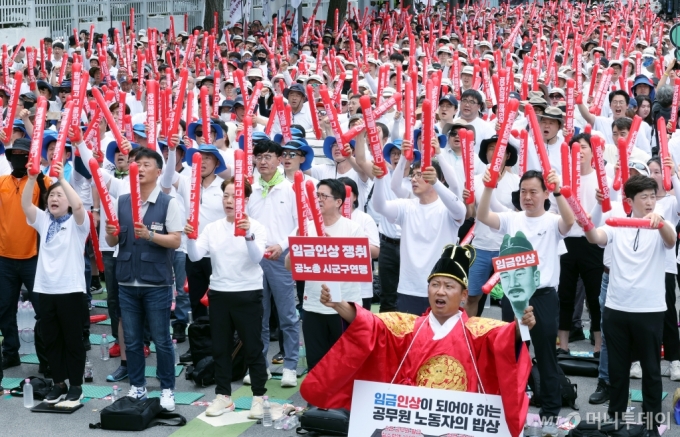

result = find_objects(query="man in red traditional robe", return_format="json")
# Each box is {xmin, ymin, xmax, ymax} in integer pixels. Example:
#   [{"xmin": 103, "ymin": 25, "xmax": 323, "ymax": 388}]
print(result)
[{"xmin": 300, "ymin": 244, "xmax": 534, "ymax": 437}]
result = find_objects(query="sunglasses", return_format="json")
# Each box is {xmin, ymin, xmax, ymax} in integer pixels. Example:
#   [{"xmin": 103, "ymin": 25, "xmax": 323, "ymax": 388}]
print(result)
[
  {"xmin": 281, "ymin": 151, "xmax": 302, "ymax": 158},
  {"xmin": 194, "ymin": 129, "xmax": 216, "ymax": 138}
]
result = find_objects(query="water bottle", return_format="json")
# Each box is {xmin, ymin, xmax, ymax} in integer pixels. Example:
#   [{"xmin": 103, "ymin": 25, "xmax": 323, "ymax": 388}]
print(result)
[
  {"xmin": 100, "ymin": 334, "xmax": 110, "ymax": 361},
  {"xmin": 25, "ymin": 328, "xmax": 35, "ymax": 355},
  {"xmin": 298, "ymin": 341, "xmax": 307, "ymax": 368},
  {"xmin": 527, "ymin": 420, "xmax": 542, "ymax": 437},
  {"xmin": 173, "ymin": 339, "xmax": 179, "ymax": 365},
  {"xmin": 188, "ymin": 310, "xmax": 193, "ymax": 325},
  {"xmin": 23, "ymin": 379, "xmax": 34, "ymax": 408},
  {"xmin": 84, "ymin": 357, "xmax": 94, "ymax": 382},
  {"xmin": 262, "ymin": 396, "xmax": 272, "ymax": 427},
  {"xmin": 111, "ymin": 385, "xmax": 119, "ymax": 402}
]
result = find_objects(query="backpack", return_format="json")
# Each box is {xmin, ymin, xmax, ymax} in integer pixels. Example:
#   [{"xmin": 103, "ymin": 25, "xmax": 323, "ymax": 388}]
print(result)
[
  {"xmin": 188, "ymin": 316, "xmax": 212, "ymax": 364},
  {"xmin": 186, "ymin": 356, "xmax": 215, "ymax": 387},
  {"xmin": 89, "ymin": 397, "xmax": 186, "ymax": 431},
  {"xmin": 568, "ymin": 420, "xmax": 645, "ymax": 437},
  {"xmin": 10, "ymin": 376, "xmax": 53, "ymax": 401},
  {"xmin": 297, "ymin": 408, "xmax": 350, "ymax": 436},
  {"xmin": 186, "ymin": 316, "xmax": 247, "ymax": 384},
  {"xmin": 527, "ymin": 358, "xmax": 578, "ymax": 410}
]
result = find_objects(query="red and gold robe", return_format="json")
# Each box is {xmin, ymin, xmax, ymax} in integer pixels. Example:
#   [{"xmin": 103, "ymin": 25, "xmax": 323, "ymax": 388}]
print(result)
[{"xmin": 300, "ymin": 306, "xmax": 532, "ymax": 437}]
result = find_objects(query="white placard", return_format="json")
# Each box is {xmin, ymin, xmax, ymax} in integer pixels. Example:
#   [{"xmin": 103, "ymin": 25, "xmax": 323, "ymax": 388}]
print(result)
[
  {"xmin": 348, "ymin": 381, "xmax": 511, "ymax": 437},
  {"xmin": 327, "ymin": 281, "xmax": 341, "ymax": 302}
]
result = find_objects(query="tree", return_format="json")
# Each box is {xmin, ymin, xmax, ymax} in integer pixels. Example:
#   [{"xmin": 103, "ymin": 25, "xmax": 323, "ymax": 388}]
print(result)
[
  {"xmin": 204, "ymin": 0, "xmax": 223, "ymax": 32},
  {"xmin": 327, "ymin": 0, "xmax": 348, "ymax": 30}
]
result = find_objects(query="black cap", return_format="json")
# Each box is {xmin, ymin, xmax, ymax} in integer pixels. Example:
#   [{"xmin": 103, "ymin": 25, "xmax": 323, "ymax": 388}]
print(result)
[{"xmin": 427, "ymin": 245, "xmax": 476, "ymax": 288}]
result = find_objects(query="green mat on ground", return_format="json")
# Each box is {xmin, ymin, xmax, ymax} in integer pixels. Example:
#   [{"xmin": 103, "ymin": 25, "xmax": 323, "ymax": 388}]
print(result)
[
  {"xmin": 148, "ymin": 391, "xmax": 204, "ymax": 404},
  {"xmin": 2, "ymin": 377, "xmax": 23, "ymax": 389},
  {"xmin": 96, "ymin": 318, "xmax": 111, "ymax": 325},
  {"xmin": 584, "ymin": 330, "xmax": 590, "ymax": 340},
  {"xmin": 89, "ymin": 334, "xmax": 110, "ymax": 345},
  {"xmin": 93, "ymin": 301, "xmax": 108, "ymax": 308},
  {"xmin": 630, "ymin": 389, "xmax": 667, "ymax": 402},
  {"xmin": 144, "ymin": 365, "xmax": 184, "ymax": 378},
  {"xmin": 20, "ymin": 354, "xmax": 39, "ymax": 364},
  {"xmin": 82, "ymin": 385, "xmax": 112, "ymax": 399},
  {"xmin": 233, "ymin": 396, "xmax": 288, "ymax": 410},
  {"xmin": 150, "ymin": 342, "xmax": 156, "ymax": 353}
]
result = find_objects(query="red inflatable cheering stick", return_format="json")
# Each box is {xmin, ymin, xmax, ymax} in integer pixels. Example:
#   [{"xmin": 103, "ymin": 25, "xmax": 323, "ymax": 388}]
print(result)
[
  {"xmin": 305, "ymin": 179, "xmax": 326, "ymax": 237},
  {"xmin": 294, "ymin": 171, "xmax": 309, "ymax": 237},
  {"xmin": 605, "ymin": 217, "xmax": 664, "ymax": 229},
  {"xmin": 128, "ymin": 162, "xmax": 143, "ymax": 237},
  {"xmin": 28, "ymin": 96, "xmax": 48, "ymax": 176},
  {"xmin": 233, "ymin": 149, "xmax": 246, "ymax": 237},
  {"xmin": 89, "ymin": 158, "xmax": 119, "ymax": 235},
  {"xmin": 359, "ymin": 96, "xmax": 388, "ymax": 178},
  {"xmin": 187, "ymin": 153, "xmax": 202, "ymax": 239}
]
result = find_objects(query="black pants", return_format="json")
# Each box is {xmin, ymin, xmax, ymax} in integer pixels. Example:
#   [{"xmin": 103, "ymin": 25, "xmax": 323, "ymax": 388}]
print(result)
[
  {"xmin": 302, "ymin": 311, "xmax": 343, "ymax": 371},
  {"xmin": 604, "ymin": 307, "xmax": 663, "ymax": 426},
  {"xmin": 663, "ymin": 273, "xmax": 680, "ymax": 361},
  {"xmin": 208, "ymin": 289, "xmax": 268, "ymax": 397},
  {"xmin": 529, "ymin": 287, "xmax": 562, "ymax": 419},
  {"xmin": 40, "ymin": 292, "xmax": 86, "ymax": 386},
  {"xmin": 378, "ymin": 236, "xmax": 400, "ymax": 313},
  {"xmin": 362, "ymin": 298, "xmax": 373, "ymax": 311},
  {"xmin": 102, "ymin": 252, "xmax": 119, "ymax": 340},
  {"xmin": 397, "ymin": 294, "xmax": 430, "ymax": 316},
  {"xmin": 186, "ymin": 256, "xmax": 212, "ymax": 319},
  {"xmin": 557, "ymin": 237, "xmax": 604, "ymax": 332}
]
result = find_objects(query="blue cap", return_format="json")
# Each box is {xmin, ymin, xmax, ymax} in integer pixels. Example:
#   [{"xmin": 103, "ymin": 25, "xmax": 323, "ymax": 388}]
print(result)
[
  {"xmin": 185, "ymin": 144, "xmax": 228, "ymax": 174},
  {"xmin": 282, "ymin": 138, "xmax": 314, "ymax": 171},
  {"xmin": 323, "ymin": 136, "xmax": 355, "ymax": 160},
  {"xmin": 239, "ymin": 131, "xmax": 271, "ymax": 150},
  {"xmin": 12, "ymin": 119, "xmax": 29, "ymax": 138},
  {"xmin": 187, "ymin": 119, "xmax": 225, "ymax": 142},
  {"xmin": 132, "ymin": 123, "xmax": 147, "ymax": 138},
  {"xmin": 383, "ymin": 139, "xmax": 421, "ymax": 163},
  {"xmin": 105, "ymin": 140, "xmax": 140, "ymax": 164},
  {"xmin": 273, "ymin": 127, "xmax": 305, "ymax": 144}
]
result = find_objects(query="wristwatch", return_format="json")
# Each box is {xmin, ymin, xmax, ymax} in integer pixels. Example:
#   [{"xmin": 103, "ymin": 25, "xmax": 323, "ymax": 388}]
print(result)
[
  {"xmin": 148, "ymin": 230, "xmax": 155, "ymax": 242},
  {"xmin": 245, "ymin": 233, "xmax": 255, "ymax": 241}
]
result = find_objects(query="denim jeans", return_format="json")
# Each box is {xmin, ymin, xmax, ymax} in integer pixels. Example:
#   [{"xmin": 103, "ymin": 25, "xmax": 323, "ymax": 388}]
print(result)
[
  {"xmin": 118, "ymin": 285, "xmax": 175, "ymax": 390},
  {"xmin": 598, "ymin": 272, "xmax": 609, "ymax": 383},
  {"xmin": 0, "ymin": 256, "xmax": 40, "ymax": 357},
  {"xmin": 172, "ymin": 251, "xmax": 190, "ymax": 326},
  {"xmin": 468, "ymin": 249, "xmax": 498, "ymax": 297},
  {"xmin": 260, "ymin": 252, "xmax": 299, "ymax": 370}
]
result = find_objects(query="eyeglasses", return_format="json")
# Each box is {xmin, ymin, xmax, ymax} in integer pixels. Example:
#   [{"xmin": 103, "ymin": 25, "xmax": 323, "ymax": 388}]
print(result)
[
  {"xmin": 460, "ymin": 99, "xmax": 479, "ymax": 106},
  {"xmin": 408, "ymin": 172, "xmax": 423, "ymax": 180},
  {"xmin": 449, "ymin": 129, "xmax": 460, "ymax": 138},
  {"xmin": 317, "ymin": 192, "xmax": 335, "ymax": 201},
  {"xmin": 281, "ymin": 151, "xmax": 301, "ymax": 158},
  {"xmin": 254, "ymin": 154, "xmax": 277, "ymax": 162},
  {"xmin": 549, "ymin": 94, "xmax": 564, "ymax": 99}
]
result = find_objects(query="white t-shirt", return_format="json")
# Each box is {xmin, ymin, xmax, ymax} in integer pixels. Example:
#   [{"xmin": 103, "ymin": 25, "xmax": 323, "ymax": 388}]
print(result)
[
  {"xmin": 496, "ymin": 212, "xmax": 567, "ymax": 289},
  {"xmin": 301, "ymin": 217, "xmax": 364, "ymax": 314},
  {"xmin": 655, "ymin": 194, "xmax": 680, "ymax": 274},
  {"xmin": 311, "ymin": 164, "xmax": 373, "ymax": 212},
  {"xmin": 351, "ymin": 209, "xmax": 380, "ymax": 299},
  {"xmin": 566, "ymin": 171, "xmax": 600, "ymax": 238},
  {"xmin": 177, "ymin": 175, "xmax": 226, "ymax": 234},
  {"xmin": 393, "ymin": 198, "xmax": 463, "ymax": 298},
  {"xmin": 472, "ymin": 172, "xmax": 519, "ymax": 251},
  {"xmin": 192, "ymin": 218, "xmax": 267, "ymax": 291},
  {"xmin": 29, "ymin": 209, "xmax": 90, "ymax": 294},
  {"xmin": 602, "ymin": 224, "xmax": 670, "ymax": 312}
]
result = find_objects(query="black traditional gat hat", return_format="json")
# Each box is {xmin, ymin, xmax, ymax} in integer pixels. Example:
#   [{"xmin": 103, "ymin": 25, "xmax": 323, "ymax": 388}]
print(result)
[{"xmin": 428, "ymin": 244, "xmax": 476, "ymax": 288}]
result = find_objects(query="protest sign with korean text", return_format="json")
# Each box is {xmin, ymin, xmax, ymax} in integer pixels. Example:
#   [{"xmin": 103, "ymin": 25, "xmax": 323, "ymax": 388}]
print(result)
[{"xmin": 288, "ymin": 236, "xmax": 373, "ymax": 282}]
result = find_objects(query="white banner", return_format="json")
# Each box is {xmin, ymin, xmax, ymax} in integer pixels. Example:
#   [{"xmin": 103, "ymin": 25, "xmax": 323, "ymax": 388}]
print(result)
[
  {"xmin": 228, "ymin": 0, "xmax": 242, "ymax": 26},
  {"xmin": 348, "ymin": 381, "xmax": 511, "ymax": 437},
  {"xmin": 291, "ymin": 9, "xmax": 299, "ymax": 42},
  {"xmin": 243, "ymin": 0, "xmax": 252, "ymax": 24}
]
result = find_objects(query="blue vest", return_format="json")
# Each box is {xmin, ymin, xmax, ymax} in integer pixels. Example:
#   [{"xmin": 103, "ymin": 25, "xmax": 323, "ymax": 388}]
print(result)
[{"xmin": 115, "ymin": 192, "xmax": 174, "ymax": 286}]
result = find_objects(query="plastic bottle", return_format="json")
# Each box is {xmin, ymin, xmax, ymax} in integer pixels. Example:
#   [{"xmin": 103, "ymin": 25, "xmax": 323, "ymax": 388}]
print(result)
[
  {"xmin": 527, "ymin": 420, "xmax": 542, "ymax": 437},
  {"xmin": 84, "ymin": 357, "xmax": 94, "ymax": 382},
  {"xmin": 100, "ymin": 333, "xmax": 110, "ymax": 360},
  {"xmin": 111, "ymin": 385, "xmax": 119, "ymax": 402},
  {"xmin": 298, "ymin": 341, "xmax": 307, "ymax": 368},
  {"xmin": 262, "ymin": 396, "xmax": 272, "ymax": 427},
  {"xmin": 188, "ymin": 310, "xmax": 193, "ymax": 325},
  {"xmin": 173, "ymin": 339, "xmax": 179, "ymax": 365},
  {"xmin": 25, "ymin": 327, "xmax": 35, "ymax": 355},
  {"xmin": 23, "ymin": 379, "xmax": 34, "ymax": 408}
]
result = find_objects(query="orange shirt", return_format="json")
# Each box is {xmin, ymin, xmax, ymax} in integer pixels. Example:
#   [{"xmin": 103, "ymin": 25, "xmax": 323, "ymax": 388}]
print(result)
[{"xmin": 0, "ymin": 175, "xmax": 52, "ymax": 259}]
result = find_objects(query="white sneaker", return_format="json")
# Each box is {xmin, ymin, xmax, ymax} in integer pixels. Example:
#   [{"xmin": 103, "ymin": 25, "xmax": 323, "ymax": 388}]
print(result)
[
  {"xmin": 160, "ymin": 389, "xmax": 175, "ymax": 411},
  {"xmin": 206, "ymin": 394, "xmax": 235, "ymax": 416},
  {"xmin": 248, "ymin": 396, "xmax": 264, "ymax": 419},
  {"xmin": 630, "ymin": 361, "xmax": 642, "ymax": 379},
  {"xmin": 281, "ymin": 368, "xmax": 298, "ymax": 387},
  {"xmin": 127, "ymin": 385, "xmax": 148, "ymax": 400},
  {"xmin": 670, "ymin": 360, "xmax": 680, "ymax": 381},
  {"xmin": 243, "ymin": 369, "xmax": 271, "ymax": 385}
]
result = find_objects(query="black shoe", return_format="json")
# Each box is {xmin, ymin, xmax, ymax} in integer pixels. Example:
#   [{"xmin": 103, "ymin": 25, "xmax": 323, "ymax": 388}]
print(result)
[
  {"xmin": 2, "ymin": 354, "xmax": 20, "ymax": 370},
  {"xmin": 83, "ymin": 335, "xmax": 91, "ymax": 351},
  {"xmin": 591, "ymin": 333, "xmax": 596, "ymax": 346},
  {"xmin": 45, "ymin": 385, "xmax": 68, "ymax": 403},
  {"xmin": 594, "ymin": 351, "xmax": 600, "ymax": 359},
  {"xmin": 556, "ymin": 348, "xmax": 570, "ymax": 356},
  {"xmin": 588, "ymin": 378, "xmax": 610, "ymax": 405},
  {"xmin": 179, "ymin": 350, "xmax": 192, "ymax": 363},
  {"xmin": 65, "ymin": 386, "xmax": 83, "ymax": 402},
  {"xmin": 172, "ymin": 323, "xmax": 187, "ymax": 344},
  {"xmin": 272, "ymin": 352, "xmax": 284, "ymax": 365},
  {"xmin": 569, "ymin": 328, "xmax": 586, "ymax": 342}
]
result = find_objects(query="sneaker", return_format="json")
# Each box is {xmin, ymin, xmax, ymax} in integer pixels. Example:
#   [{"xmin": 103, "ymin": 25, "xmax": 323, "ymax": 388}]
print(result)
[
  {"xmin": 670, "ymin": 360, "xmax": 680, "ymax": 381},
  {"xmin": 109, "ymin": 343, "xmax": 121, "ymax": 358},
  {"xmin": 281, "ymin": 368, "xmax": 298, "ymax": 387},
  {"xmin": 2, "ymin": 354, "xmax": 20, "ymax": 370},
  {"xmin": 65, "ymin": 386, "xmax": 84, "ymax": 402},
  {"xmin": 127, "ymin": 385, "xmax": 148, "ymax": 400},
  {"xmin": 160, "ymin": 389, "xmax": 175, "ymax": 411},
  {"xmin": 630, "ymin": 361, "xmax": 642, "ymax": 379},
  {"xmin": 556, "ymin": 348, "xmax": 570, "ymax": 356},
  {"xmin": 45, "ymin": 385, "xmax": 68, "ymax": 403},
  {"xmin": 107, "ymin": 365, "xmax": 129, "ymax": 382},
  {"xmin": 206, "ymin": 394, "xmax": 235, "ymax": 417},
  {"xmin": 248, "ymin": 396, "xmax": 264, "ymax": 419},
  {"xmin": 172, "ymin": 323, "xmax": 187, "ymax": 344},
  {"xmin": 588, "ymin": 378, "xmax": 610, "ymax": 404},
  {"xmin": 90, "ymin": 285, "xmax": 104, "ymax": 295},
  {"xmin": 144, "ymin": 345, "xmax": 151, "ymax": 358},
  {"xmin": 180, "ymin": 350, "xmax": 193, "ymax": 363},
  {"xmin": 83, "ymin": 334, "xmax": 92, "ymax": 351},
  {"xmin": 243, "ymin": 369, "xmax": 272, "ymax": 385},
  {"xmin": 271, "ymin": 352, "xmax": 284, "ymax": 365},
  {"xmin": 569, "ymin": 328, "xmax": 586, "ymax": 342}
]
